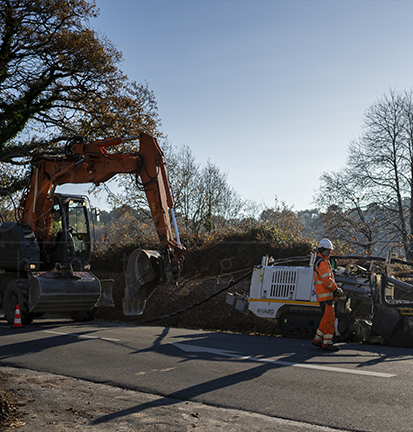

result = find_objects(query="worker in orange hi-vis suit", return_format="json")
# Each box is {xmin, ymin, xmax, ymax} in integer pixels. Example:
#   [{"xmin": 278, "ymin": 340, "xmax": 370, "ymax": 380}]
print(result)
[{"xmin": 312, "ymin": 238, "xmax": 343, "ymax": 352}]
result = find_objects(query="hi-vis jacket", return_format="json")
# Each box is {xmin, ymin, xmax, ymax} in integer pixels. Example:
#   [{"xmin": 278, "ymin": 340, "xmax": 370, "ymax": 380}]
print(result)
[{"xmin": 314, "ymin": 253, "xmax": 338, "ymax": 302}]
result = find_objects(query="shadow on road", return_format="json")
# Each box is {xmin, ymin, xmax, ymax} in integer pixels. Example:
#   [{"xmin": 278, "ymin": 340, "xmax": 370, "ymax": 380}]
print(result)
[
  {"xmin": 90, "ymin": 326, "xmax": 413, "ymax": 426},
  {"xmin": 91, "ymin": 361, "xmax": 274, "ymax": 425}
]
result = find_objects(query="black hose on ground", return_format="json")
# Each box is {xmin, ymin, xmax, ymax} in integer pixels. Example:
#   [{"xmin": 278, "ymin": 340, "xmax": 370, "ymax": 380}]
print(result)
[{"xmin": 138, "ymin": 268, "xmax": 253, "ymax": 324}]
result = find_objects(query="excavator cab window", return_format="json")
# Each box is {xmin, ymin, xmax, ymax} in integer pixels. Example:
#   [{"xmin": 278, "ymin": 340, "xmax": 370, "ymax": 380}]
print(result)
[
  {"xmin": 50, "ymin": 204, "xmax": 65, "ymax": 262},
  {"xmin": 66, "ymin": 199, "xmax": 90, "ymax": 261},
  {"xmin": 49, "ymin": 195, "xmax": 91, "ymax": 270}
]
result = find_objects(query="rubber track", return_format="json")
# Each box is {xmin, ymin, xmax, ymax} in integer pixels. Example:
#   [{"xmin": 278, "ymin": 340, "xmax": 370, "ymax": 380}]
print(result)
[{"xmin": 278, "ymin": 309, "xmax": 323, "ymax": 339}]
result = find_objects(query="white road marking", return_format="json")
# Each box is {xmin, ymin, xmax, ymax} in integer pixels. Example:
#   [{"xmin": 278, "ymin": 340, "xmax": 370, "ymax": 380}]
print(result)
[
  {"xmin": 43, "ymin": 330, "xmax": 120, "ymax": 342},
  {"xmin": 172, "ymin": 343, "xmax": 395, "ymax": 378}
]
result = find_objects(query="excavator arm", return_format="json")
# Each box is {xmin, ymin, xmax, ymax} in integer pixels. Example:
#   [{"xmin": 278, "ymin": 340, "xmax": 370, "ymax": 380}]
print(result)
[{"xmin": 19, "ymin": 132, "xmax": 185, "ymax": 315}]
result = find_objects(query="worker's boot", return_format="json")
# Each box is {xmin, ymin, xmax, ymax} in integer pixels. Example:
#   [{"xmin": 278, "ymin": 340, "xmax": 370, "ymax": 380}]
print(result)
[{"xmin": 322, "ymin": 344, "xmax": 340, "ymax": 352}]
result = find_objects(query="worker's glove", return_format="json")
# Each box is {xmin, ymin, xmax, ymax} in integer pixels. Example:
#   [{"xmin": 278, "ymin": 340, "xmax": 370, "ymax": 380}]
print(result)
[{"xmin": 333, "ymin": 287, "xmax": 344, "ymax": 302}]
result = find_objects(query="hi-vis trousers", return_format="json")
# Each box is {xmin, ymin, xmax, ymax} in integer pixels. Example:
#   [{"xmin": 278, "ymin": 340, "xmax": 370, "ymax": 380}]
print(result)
[{"xmin": 313, "ymin": 300, "xmax": 335, "ymax": 347}]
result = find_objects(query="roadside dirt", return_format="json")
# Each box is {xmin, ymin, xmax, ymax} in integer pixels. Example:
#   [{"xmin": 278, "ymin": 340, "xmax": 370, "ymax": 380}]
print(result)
[
  {"xmin": 0, "ymin": 366, "xmax": 345, "ymax": 432},
  {"xmin": 97, "ymin": 273, "xmax": 280, "ymax": 336}
]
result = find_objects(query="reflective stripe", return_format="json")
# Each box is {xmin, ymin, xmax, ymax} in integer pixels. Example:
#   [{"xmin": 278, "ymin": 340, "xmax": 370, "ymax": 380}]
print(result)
[
  {"xmin": 316, "ymin": 297, "xmax": 335, "ymax": 348},
  {"xmin": 317, "ymin": 292, "xmax": 332, "ymax": 299},
  {"xmin": 314, "ymin": 253, "xmax": 337, "ymax": 300}
]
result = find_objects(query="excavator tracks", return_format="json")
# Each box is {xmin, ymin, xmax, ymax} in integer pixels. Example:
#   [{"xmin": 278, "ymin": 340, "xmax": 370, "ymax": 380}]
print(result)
[{"xmin": 277, "ymin": 309, "xmax": 323, "ymax": 340}]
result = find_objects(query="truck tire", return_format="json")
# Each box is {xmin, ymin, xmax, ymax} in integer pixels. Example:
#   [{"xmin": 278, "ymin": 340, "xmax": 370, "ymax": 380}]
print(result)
[
  {"xmin": 70, "ymin": 307, "xmax": 99, "ymax": 322},
  {"xmin": 3, "ymin": 278, "xmax": 33, "ymax": 326}
]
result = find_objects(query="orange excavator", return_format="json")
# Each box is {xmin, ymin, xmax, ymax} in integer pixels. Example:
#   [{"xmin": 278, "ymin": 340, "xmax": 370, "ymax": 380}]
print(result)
[{"xmin": 0, "ymin": 132, "xmax": 185, "ymax": 325}]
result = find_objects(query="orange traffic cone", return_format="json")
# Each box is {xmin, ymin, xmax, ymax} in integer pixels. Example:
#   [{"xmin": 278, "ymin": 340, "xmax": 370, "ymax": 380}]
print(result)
[{"xmin": 12, "ymin": 304, "xmax": 22, "ymax": 328}]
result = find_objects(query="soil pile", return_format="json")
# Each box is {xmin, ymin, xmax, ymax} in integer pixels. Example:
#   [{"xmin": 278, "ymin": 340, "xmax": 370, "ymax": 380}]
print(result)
[{"xmin": 94, "ymin": 238, "xmax": 312, "ymax": 335}]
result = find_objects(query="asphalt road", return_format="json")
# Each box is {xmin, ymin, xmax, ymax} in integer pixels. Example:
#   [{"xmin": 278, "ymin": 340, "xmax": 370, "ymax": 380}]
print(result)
[{"xmin": 1, "ymin": 316, "xmax": 413, "ymax": 431}]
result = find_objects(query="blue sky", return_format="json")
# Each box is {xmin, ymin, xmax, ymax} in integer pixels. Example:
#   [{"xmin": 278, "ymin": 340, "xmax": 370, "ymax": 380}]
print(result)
[{"xmin": 64, "ymin": 0, "xmax": 413, "ymax": 212}]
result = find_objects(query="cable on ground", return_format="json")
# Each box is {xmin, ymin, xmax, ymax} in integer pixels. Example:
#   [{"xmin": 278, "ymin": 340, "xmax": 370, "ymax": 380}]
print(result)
[{"xmin": 138, "ymin": 268, "xmax": 253, "ymax": 324}]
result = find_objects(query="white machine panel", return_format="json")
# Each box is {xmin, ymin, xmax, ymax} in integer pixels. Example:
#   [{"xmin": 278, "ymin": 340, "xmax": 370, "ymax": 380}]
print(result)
[
  {"xmin": 261, "ymin": 266, "xmax": 314, "ymax": 301},
  {"xmin": 248, "ymin": 264, "xmax": 318, "ymax": 319}
]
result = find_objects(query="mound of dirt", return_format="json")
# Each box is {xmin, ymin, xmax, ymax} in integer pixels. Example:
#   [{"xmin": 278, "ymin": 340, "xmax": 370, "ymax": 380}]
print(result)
[
  {"xmin": 180, "ymin": 237, "xmax": 311, "ymax": 279},
  {"xmin": 94, "ymin": 238, "xmax": 312, "ymax": 335},
  {"xmin": 96, "ymin": 272, "xmax": 279, "ymax": 336}
]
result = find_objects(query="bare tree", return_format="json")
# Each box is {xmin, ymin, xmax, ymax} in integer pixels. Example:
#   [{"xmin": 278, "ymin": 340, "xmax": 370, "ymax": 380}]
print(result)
[
  {"xmin": 112, "ymin": 144, "xmax": 244, "ymax": 237},
  {"xmin": 160, "ymin": 144, "xmax": 243, "ymax": 235},
  {"xmin": 165, "ymin": 144, "xmax": 200, "ymax": 231},
  {"xmin": 315, "ymin": 89, "xmax": 413, "ymax": 258},
  {"xmin": 194, "ymin": 159, "xmax": 243, "ymax": 234},
  {"xmin": 314, "ymin": 170, "xmax": 383, "ymax": 254}
]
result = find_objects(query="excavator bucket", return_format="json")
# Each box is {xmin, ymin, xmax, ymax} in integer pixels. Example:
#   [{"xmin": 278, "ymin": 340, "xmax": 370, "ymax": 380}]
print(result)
[
  {"xmin": 95, "ymin": 279, "xmax": 115, "ymax": 307},
  {"xmin": 123, "ymin": 249, "xmax": 164, "ymax": 316},
  {"xmin": 28, "ymin": 271, "xmax": 105, "ymax": 313}
]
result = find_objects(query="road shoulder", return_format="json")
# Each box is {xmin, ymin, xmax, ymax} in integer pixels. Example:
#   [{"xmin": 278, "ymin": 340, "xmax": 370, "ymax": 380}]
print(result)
[{"xmin": 0, "ymin": 366, "xmax": 351, "ymax": 432}]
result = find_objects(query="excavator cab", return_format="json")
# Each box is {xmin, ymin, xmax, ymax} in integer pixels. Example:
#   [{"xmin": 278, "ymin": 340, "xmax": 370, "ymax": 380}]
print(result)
[
  {"xmin": 48, "ymin": 194, "xmax": 91, "ymax": 271},
  {"xmin": 23, "ymin": 192, "xmax": 112, "ymax": 321}
]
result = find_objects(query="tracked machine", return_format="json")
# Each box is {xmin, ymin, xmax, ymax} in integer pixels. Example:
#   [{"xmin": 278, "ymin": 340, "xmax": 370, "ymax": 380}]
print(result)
[
  {"xmin": 227, "ymin": 253, "xmax": 413, "ymax": 344},
  {"xmin": 0, "ymin": 133, "xmax": 185, "ymax": 325}
]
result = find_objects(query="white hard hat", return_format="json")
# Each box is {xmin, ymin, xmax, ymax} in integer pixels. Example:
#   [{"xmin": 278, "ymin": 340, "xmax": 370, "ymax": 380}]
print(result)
[{"xmin": 318, "ymin": 238, "xmax": 334, "ymax": 250}]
